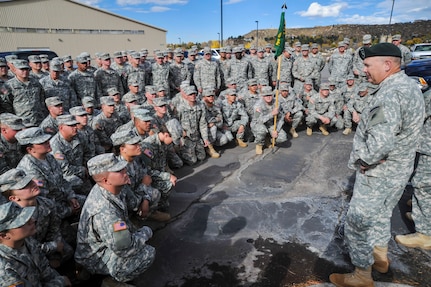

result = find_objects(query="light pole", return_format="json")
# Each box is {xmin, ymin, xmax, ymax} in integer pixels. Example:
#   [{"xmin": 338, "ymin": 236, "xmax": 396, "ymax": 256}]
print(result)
[
  {"xmin": 178, "ymin": 37, "xmax": 181, "ymax": 47},
  {"xmin": 217, "ymin": 33, "xmax": 221, "ymax": 47},
  {"xmin": 255, "ymin": 20, "xmax": 259, "ymax": 47},
  {"xmin": 220, "ymin": 0, "xmax": 223, "ymax": 47}
]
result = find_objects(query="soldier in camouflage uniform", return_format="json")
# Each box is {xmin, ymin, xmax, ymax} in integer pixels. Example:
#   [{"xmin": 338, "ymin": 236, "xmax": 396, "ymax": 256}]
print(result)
[
  {"xmin": 328, "ymin": 78, "xmax": 346, "ymax": 133},
  {"xmin": 28, "ymin": 55, "xmax": 48, "ymax": 80},
  {"xmin": 39, "ymin": 61, "xmax": 77, "ymax": 112},
  {"xmin": 139, "ymin": 49, "xmax": 152, "ymax": 83},
  {"xmin": 176, "ymin": 86, "xmax": 210, "ymax": 165},
  {"xmin": 111, "ymin": 51, "xmax": 130, "ymax": 93},
  {"xmin": 0, "ymin": 201, "xmax": 71, "ymax": 286},
  {"xmin": 292, "ymin": 45, "xmax": 318, "ymax": 95},
  {"xmin": 230, "ymin": 47, "xmax": 254, "ymax": 92},
  {"xmin": 94, "ymin": 53, "xmax": 125, "ymax": 98},
  {"xmin": 151, "ymin": 51, "xmax": 172, "ymax": 98},
  {"xmin": 170, "ymin": 49, "xmax": 191, "ymax": 97},
  {"xmin": 62, "ymin": 55, "xmax": 75, "ymax": 78},
  {"xmin": 39, "ymin": 96, "xmax": 64, "ymax": 136},
  {"xmin": 238, "ymin": 78, "xmax": 260, "ymax": 127},
  {"xmin": 395, "ymin": 88, "xmax": 431, "ymax": 250},
  {"xmin": 252, "ymin": 47, "xmax": 273, "ymax": 87},
  {"xmin": 0, "ymin": 58, "xmax": 13, "ymax": 88},
  {"xmin": 49, "ymin": 114, "xmax": 91, "ymax": 195},
  {"xmin": 342, "ymin": 83, "xmax": 370, "ymax": 135},
  {"xmin": 1, "ymin": 60, "xmax": 47, "ymax": 127},
  {"xmin": 218, "ymin": 47, "xmax": 232, "ymax": 89},
  {"xmin": 299, "ymin": 79, "xmax": 318, "ymax": 113},
  {"xmin": 193, "ymin": 47, "xmax": 221, "ymax": 95},
  {"xmin": 92, "ymin": 96, "xmax": 123, "ymax": 152},
  {"xmin": 330, "ymin": 43, "xmax": 425, "ymax": 287},
  {"xmin": 15, "ymin": 127, "xmax": 84, "ymax": 219},
  {"xmin": 125, "ymin": 52, "xmax": 147, "ymax": 94},
  {"xmin": 278, "ymin": 83, "xmax": 303, "ymax": 138},
  {"xmin": 251, "ymin": 86, "xmax": 287, "ymax": 154},
  {"xmin": 353, "ymin": 34, "xmax": 372, "ymax": 84},
  {"xmin": 68, "ymin": 55, "xmax": 100, "ymax": 105},
  {"xmin": 108, "ymin": 87, "xmax": 130, "ymax": 125},
  {"xmin": 220, "ymin": 88, "xmax": 249, "ymax": 148},
  {"xmin": 183, "ymin": 49, "xmax": 198, "ymax": 87},
  {"xmin": 1, "ymin": 169, "xmax": 74, "ymax": 268},
  {"xmin": 82, "ymin": 96, "xmax": 100, "ymax": 127},
  {"xmin": 305, "ymin": 83, "xmax": 336, "ymax": 136},
  {"xmin": 340, "ymin": 74, "xmax": 358, "ymax": 104},
  {"xmin": 75, "ymin": 153, "xmax": 155, "ymax": 285},
  {"xmin": 391, "ymin": 34, "xmax": 412, "ymax": 67},
  {"xmin": 309, "ymin": 43, "xmax": 326, "ymax": 91},
  {"xmin": 328, "ymin": 41, "xmax": 353, "ymax": 88},
  {"xmin": 0, "ymin": 113, "xmax": 25, "ymax": 174},
  {"xmin": 274, "ymin": 46, "xmax": 294, "ymax": 88}
]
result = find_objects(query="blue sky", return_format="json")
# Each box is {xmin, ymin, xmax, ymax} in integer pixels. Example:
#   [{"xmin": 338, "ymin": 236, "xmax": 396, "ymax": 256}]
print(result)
[{"xmin": 76, "ymin": 0, "xmax": 431, "ymax": 44}]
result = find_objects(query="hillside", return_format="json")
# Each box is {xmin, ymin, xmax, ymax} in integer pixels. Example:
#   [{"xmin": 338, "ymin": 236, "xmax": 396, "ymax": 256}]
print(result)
[{"xmin": 227, "ymin": 20, "xmax": 431, "ymax": 49}]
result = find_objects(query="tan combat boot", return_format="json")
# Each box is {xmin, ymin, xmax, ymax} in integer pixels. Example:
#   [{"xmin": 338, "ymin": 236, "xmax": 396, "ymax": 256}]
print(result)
[
  {"xmin": 255, "ymin": 144, "xmax": 263, "ymax": 155},
  {"xmin": 290, "ymin": 127, "xmax": 299, "ymax": 138},
  {"xmin": 236, "ymin": 138, "xmax": 248, "ymax": 147},
  {"xmin": 148, "ymin": 210, "xmax": 171, "ymax": 222},
  {"xmin": 343, "ymin": 128, "xmax": 352, "ymax": 135},
  {"xmin": 306, "ymin": 127, "xmax": 312, "ymax": 136},
  {"xmin": 395, "ymin": 232, "xmax": 431, "ymax": 250},
  {"xmin": 206, "ymin": 144, "xmax": 220, "ymax": 158},
  {"xmin": 373, "ymin": 246, "xmax": 389, "ymax": 273},
  {"xmin": 319, "ymin": 125, "xmax": 329, "ymax": 136},
  {"xmin": 329, "ymin": 266, "xmax": 374, "ymax": 287}
]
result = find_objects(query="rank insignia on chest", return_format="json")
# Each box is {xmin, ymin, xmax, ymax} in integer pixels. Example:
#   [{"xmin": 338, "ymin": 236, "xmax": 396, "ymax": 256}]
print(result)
[{"xmin": 113, "ymin": 221, "xmax": 127, "ymax": 232}]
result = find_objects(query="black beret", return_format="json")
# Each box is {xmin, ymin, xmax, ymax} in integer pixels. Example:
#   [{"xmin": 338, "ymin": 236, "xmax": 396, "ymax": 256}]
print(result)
[{"xmin": 359, "ymin": 43, "xmax": 401, "ymax": 60}]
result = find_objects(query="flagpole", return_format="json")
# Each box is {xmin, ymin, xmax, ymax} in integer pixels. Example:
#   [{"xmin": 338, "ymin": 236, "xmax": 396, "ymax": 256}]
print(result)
[{"xmin": 272, "ymin": 3, "xmax": 287, "ymax": 148}]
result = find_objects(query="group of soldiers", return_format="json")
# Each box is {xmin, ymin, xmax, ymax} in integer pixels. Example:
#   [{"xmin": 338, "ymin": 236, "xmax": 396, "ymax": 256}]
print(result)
[{"xmin": 0, "ymin": 33, "xmax": 418, "ymax": 286}]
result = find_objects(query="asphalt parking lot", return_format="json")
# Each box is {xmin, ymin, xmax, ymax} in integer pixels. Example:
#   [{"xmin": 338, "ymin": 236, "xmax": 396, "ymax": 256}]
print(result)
[{"xmin": 126, "ymin": 126, "xmax": 430, "ymax": 287}]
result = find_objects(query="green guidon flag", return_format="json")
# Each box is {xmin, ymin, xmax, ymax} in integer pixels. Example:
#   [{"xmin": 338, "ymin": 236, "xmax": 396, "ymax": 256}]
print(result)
[{"xmin": 274, "ymin": 4, "xmax": 287, "ymax": 59}]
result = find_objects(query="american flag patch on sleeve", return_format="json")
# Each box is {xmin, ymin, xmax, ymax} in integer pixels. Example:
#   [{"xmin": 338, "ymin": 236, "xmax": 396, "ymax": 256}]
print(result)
[
  {"xmin": 8, "ymin": 282, "xmax": 24, "ymax": 287},
  {"xmin": 113, "ymin": 221, "xmax": 127, "ymax": 232}
]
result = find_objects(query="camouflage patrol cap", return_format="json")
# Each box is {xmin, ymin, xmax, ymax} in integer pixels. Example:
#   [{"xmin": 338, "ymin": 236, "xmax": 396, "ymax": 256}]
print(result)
[
  {"xmin": 247, "ymin": 78, "xmax": 258, "ymax": 86},
  {"xmin": 56, "ymin": 114, "xmax": 78, "ymax": 126},
  {"xmin": 185, "ymin": 86, "xmax": 197, "ymax": 95},
  {"xmin": 39, "ymin": 54, "xmax": 49, "ymax": 62},
  {"xmin": 304, "ymin": 78, "xmax": 313, "ymax": 85},
  {"xmin": 0, "ymin": 169, "xmax": 34, "ymax": 192},
  {"xmin": 258, "ymin": 78, "xmax": 268, "ymax": 86},
  {"xmin": 338, "ymin": 41, "xmax": 346, "ymax": 48},
  {"xmin": 0, "ymin": 202, "xmax": 35, "ymax": 232},
  {"xmin": 49, "ymin": 62, "xmax": 62, "ymax": 72},
  {"xmin": 75, "ymin": 55, "xmax": 87, "ymax": 63},
  {"xmin": 69, "ymin": 106, "xmax": 88, "ymax": 116},
  {"xmin": 52, "ymin": 57, "xmax": 63, "ymax": 65},
  {"xmin": 188, "ymin": 49, "xmax": 197, "ymax": 56},
  {"xmin": 285, "ymin": 47, "xmax": 295, "ymax": 54},
  {"xmin": 265, "ymin": 44, "xmax": 272, "ymax": 49},
  {"xmin": 320, "ymin": 82, "xmax": 330, "ymax": 90},
  {"xmin": 279, "ymin": 83, "xmax": 290, "ymax": 91},
  {"xmin": 203, "ymin": 47, "xmax": 211, "ymax": 55},
  {"xmin": 133, "ymin": 108, "xmax": 153, "ymax": 122},
  {"xmin": 346, "ymin": 74, "xmax": 355, "ymax": 81},
  {"xmin": 110, "ymin": 130, "xmax": 141, "ymax": 147},
  {"xmin": 363, "ymin": 34, "xmax": 372, "ymax": 44},
  {"xmin": 100, "ymin": 53, "xmax": 111, "ymax": 60},
  {"xmin": 145, "ymin": 85, "xmax": 157, "ymax": 94},
  {"xmin": 62, "ymin": 55, "xmax": 72, "ymax": 62},
  {"xmin": 14, "ymin": 60, "xmax": 30, "ymax": 69},
  {"xmin": 260, "ymin": 86, "xmax": 273, "ymax": 96},
  {"xmin": 140, "ymin": 49, "xmax": 149, "ymax": 55},
  {"xmin": 87, "ymin": 153, "xmax": 128, "ymax": 176},
  {"xmin": 301, "ymin": 44, "xmax": 310, "ymax": 51},
  {"xmin": 343, "ymin": 37, "xmax": 350, "ymax": 44},
  {"xmin": 311, "ymin": 43, "xmax": 319, "ymax": 49},
  {"xmin": 94, "ymin": 52, "xmax": 102, "ymax": 59},
  {"xmin": 153, "ymin": 97, "xmax": 169, "ymax": 106},
  {"xmin": 219, "ymin": 47, "xmax": 228, "ymax": 53},
  {"xmin": 250, "ymin": 45, "xmax": 257, "ymax": 50},
  {"xmin": 0, "ymin": 113, "xmax": 25, "ymax": 130},
  {"xmin": 358, "ymin": 83, "xmax": 368, "ymax": 92},
  {"xmin": 225, "ymin": 88, "xmax": 237, "ymax": 96},
  {"xmin": 100, "ymin": 96, "xmax": 115, "ymax": 106},
  {"xmin": 257, "ymin": 47, "xmax": 265, "ymax": 53},
  {"xmin": 28, "ymin": 55, "xmax": 41, "ymax": 63},
  {"xmin": 294, "ymin": 42, "xmax": 301, "ymax": 47},
  {"xmin": 5, "ymin": 55, "xmax": 17, "ymax": 62},
  {"xmin": 130, "ymin": 52, "xmax": 141, "ymax": 59},
  {"xmin": 107, "ymin": 87, "xmax": 120, "ymax": 97},
  {"xmin": 82, "ymin": 96, "xmax": 95, "ymax": 108},
  {"xmin": 122, "ymin": 93, "xmax": 139, "ymax": 103},
  {"xmin": 156, "ymin": 52, "xmax": 164, "ymax": 58},
  {"xmin": 180, "ymin": 81, "xmax": 190, "ymax": 89},
  {"xmin": 202, "ymin": 87, "xmax": 215, "ymax": 97},
  {"xmin": 0, "ymin": 57, "xmax": 6, "ymax": 67},
  {"xmin": 45, "ymin": 96, "xmax": 63, "ymax": 107},
  {"xmin": 128, "ymin": 80, "xmax": 139, "ymax": 87},
  {"xmin": 157, "ymin": 86, "xmax": 165, "ymax": 92},
  {"xmin": 165, "ymin": 118, "xmax": 183, "ymax": 145},
  {"xmin": 15, "ymin": 127, "xmax": 52, "ymax": 145},
  {"xmin": 392, "ymin": 34, "xmax": 401, "ymax": 41},
  {"xmin": 79, "ymin": 52, "xmax": 91, "ymax": 60},
  {"xmin": 113, "ymin": 51, "xmax": 122, "ymax": 58},
  {"xmin": 232, "ymin": 47, "xmax": 242, "ymax": 53}
]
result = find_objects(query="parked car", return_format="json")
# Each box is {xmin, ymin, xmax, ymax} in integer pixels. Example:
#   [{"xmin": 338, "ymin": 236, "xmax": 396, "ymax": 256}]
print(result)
[
  {"xmin": 410, "ymin": 43, "xmax": 431, "ymax": 60},
  {"xmin": 198, "ymin": 48, "xmax": 220, "ymax": 60},
  {"xmin": 405, "ymin": 58, "xmax": 431, "ymax": 89},
  {"xmin": 0, "ymin": 50, "xmax": 58, "ymax": 61}
]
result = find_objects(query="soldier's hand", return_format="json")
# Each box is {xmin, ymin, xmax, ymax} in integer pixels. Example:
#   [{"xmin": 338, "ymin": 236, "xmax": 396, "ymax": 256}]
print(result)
[
  {"xmin": 142, "ymin": 175, "xmax": 152, "ymax": 186},
  {"xmin": 170, "ymin": 174, "xmax": 177, "ymax": 186},
  {"xmin": 271, "ymin": 108, "xmax": 279, "ymax": 116},
  {"xmin": 271, "ymin": 130, "xmax": 278, "ymax": 139},
  {"xmin": 63, "ymin": 276, "xmax": 72, "ymax": 287},
  {"xmin": 237, "ymin": 125, "xmax": 245, "ymax": 134},
  {"xmin": 70, "ymin": 198, "xmax": 80, "ymax": 213},
  {"xmin": 138, "ymin": 200, "xmax": 150, "ymax": 218}
]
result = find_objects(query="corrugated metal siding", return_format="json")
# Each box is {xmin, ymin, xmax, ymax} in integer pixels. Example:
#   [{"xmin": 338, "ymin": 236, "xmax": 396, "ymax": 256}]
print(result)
[{"xmin": 0, "ymin": 0, "xmax": 166, "ymax": 57}]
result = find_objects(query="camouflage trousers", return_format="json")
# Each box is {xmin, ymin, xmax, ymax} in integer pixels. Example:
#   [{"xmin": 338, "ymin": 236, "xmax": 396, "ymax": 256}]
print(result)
[
  {"xmin": 167, "ymin": 144, "xmax": 183, "ymax": 169},
  {"xmin": 208, "ymin": 126, "xmax": 234, "ymax": 147},
  {"xmin": 343, "ymin": 111, "xmax": 362, "ymax": 129},
  {"xmin": 252, "ymin": 123, "xmax": 287, "ymax": 145},
  {"xmin": 411, "ymin": 153, "xmax": 431, "ymax": 236},
  {"xmin": 305, "ymin": 115, "xmax": 342, "ymax": 130},
  {"xmin": 286, "ymin": 111, "xmax": 303, "ymax": 129},
  {"xmin": 179, "ymin": 137, "xmax": 206, "ymax": 165},
  {"xmin": 345, "ymin": 171, "xmax": 410, "ymax": 268}
]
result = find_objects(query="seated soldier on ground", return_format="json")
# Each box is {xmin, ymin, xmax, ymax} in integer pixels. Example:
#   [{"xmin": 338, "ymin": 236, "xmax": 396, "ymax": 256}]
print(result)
[
  {"xmin": 305, "ymin": 83, "xmax": 337, "ymax": 136},
  {"xmin": 75, "ymin": 153, "xmax": 155, "ymax": 287}
]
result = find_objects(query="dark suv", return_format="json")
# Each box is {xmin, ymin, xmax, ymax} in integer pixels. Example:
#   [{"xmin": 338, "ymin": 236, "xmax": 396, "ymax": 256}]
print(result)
[{"xmin": 0, "ymin": 50, "xmax": 58, "ymax": 60}]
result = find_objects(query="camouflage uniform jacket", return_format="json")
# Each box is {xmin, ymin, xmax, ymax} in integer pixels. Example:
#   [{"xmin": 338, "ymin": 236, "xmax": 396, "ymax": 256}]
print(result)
[
  {"xmin": 115, "ymin": 102, "xmax": 130, "ymax": 124},
  {"xmin": 176, "ymin": 101, "xmax": 209, "ymax": 141},
  {"xmin": 252, "ymin": 98, "xmax": 284, "ymax": 132},
  {"xmin": 170, "ymin": 62, "xmax": 191, "ymax": 91},
  {"xmin": 308, "ymin": 94, "xmax": 335, "ymax": 120},
  {"xmin": 204, "ymin": 103, "xmax": 223, "ymax": 130},
  {"xmin": 398, "ymin": 44, "xmax": 412, "ymax": 67},
  {"xmin": 346, "ymin": 94, "xmax": 370, "ymax": 114},
  {"xmin": 220, "ymin": 99, "xmax": 249, "ymax": 128},
  {"xmin": 68, "ymin": 69, "xmax": 99, "ymax": 104},
  {"xmin": 151, "ymin": 62, "xmax": 171, "ymax": 95},
  {"xmin": 418, "ymin": 90, "xmax": 431, "ymax": 155},
  {"xmin": 125, "ymin": 65, "xmax": 147, "ymax": 93},
  {"xmin": 310, "ymin": 53, "xmax": 326, "ymax": 80},
  {"xmin": 49, "ymin": 133, "xmax": 86, "ymax": 180},
  {"xmin": 275, "ymin": 56, "xmax": 293, "ymax": 84},
  {"xmin": 1, "ymin": 77, "xmax": 47, "ymax": 126},
  {"xmin": 328, "ymin": 52, "xmax": 353, "ymax": 82},
  {"xmin": 39, "ymin": 115, "xmax": 59, "ymax": 135},
  {"xmin": 230, "ymin": 58, "xmax": 254, "ymax": 89},
  {"xmin": 111, "ymin": 62, "xmax": 129, "ymax": 92},
  {"xmin": 252, "ymin": 58, "xmax": 273, "ymax": 86},
  {"xmin": 94, "ymin": 67, "xmax": 125, "ymax": 97},
  {"xmin": 218, "ymin": 58, "xmax": 232, "ymax": 85},
  {"xmin": 292, "ymin": 56, "xmax": 316, "ymax": 82},
  {"xmin": 92, "ymin": 112, "xmax": 122, "ymax": 149},
  {"xmin": 193, "ymin": 59, "xmax": 221, "ymax": 91},
  {"xmin": 75, "ymin": 184, "xmax": 155, "ymax": 280},
  {"xmin": 348, "ymin": 71, "xmax": 425, "ymax": 177},
  {"xmin": 279, "ymin": 93, "xmax": 304, "ymax": 114},
  {"xmin": 39, "ymin": 76, "xmax": 78, "ymax": 111},
  {"xmin": 0, "ymin": 134, "xmax": 23, "ymax": 173},
  {"xmin": 239, "ymin": 90, "xmax": 261, "ymax": 118},
  {"xmin": 29, "ymin": 70, "xmax": 49, "ymax": 80},
  {"xmin": 0, "ymin": 237, "xmax": 66, "ymax": 287}
]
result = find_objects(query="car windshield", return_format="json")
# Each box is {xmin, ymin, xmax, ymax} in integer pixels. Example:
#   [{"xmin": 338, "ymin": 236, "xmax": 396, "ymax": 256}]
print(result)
[{"xmin": 415, "ymin": 45, "xmax": 431, "ymax": 52}]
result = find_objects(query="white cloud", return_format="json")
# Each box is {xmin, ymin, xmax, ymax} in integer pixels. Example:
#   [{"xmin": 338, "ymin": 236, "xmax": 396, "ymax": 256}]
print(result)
[
  {"xmin": 116, "ymin": 0, "xmax": 187, "ymax": 5},
  {"xmin": 75, "ymin": 0, "xmax": 103, "ymax": 6},
  {"xmin": 150, "ymin": 6, "xmax": 171, "ymax": 12},
  {"xmin": 297, "ymin": 2, "xmax": 348, "ymax": 18},
  {"xmin": 224, "ymin": 0, "xmax": 244, "ymax": 4},
  {"xmin": 338, "ymin": 14, "xmax": 392, "ymax": 25}
]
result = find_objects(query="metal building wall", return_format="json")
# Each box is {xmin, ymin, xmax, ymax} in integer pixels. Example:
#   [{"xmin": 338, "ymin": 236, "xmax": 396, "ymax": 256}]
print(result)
[{"xmin": 0, "ymin": 0, "xmax": 166, "ymax": 58}]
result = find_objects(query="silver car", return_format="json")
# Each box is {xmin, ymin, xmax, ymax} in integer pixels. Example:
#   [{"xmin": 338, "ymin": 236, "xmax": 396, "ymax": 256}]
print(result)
[{"xmin": 411, "ymin": 43, "xmax": 431, "ymax": 60}]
